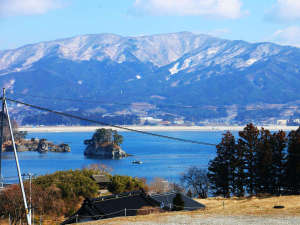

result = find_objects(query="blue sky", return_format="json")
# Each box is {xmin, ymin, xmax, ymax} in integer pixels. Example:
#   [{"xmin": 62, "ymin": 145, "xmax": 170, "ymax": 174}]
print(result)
[{"xmin": 0, "ymin": 0, "xmax": 300, "ymax": 50}]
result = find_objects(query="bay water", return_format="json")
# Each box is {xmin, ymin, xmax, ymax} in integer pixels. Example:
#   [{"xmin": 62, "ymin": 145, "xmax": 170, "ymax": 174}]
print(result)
[{"xmin": 1, "ymin": 131, "xmax": 226, "ymax": 183}]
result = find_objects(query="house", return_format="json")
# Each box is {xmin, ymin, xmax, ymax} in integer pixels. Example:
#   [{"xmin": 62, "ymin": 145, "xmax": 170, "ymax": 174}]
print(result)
[
  {"xmin": 61, "ymin": 191, "xmax": 159, "ymax": 224},
  {"xmin": 150, "ymin": 192, "xmax": 205, "ymax": 211},
  {"xmin": 61, "ymin": 191, "xmax": 205, "ymax": 224}
]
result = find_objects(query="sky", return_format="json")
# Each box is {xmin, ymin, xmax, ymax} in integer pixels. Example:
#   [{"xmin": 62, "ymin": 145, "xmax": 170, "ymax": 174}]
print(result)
[{"xmin": 0, "ymin": 0, "xmax": 300, "ymax": 50}]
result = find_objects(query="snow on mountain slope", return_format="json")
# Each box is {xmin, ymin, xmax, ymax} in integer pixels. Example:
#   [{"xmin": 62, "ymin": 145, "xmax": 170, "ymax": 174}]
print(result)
[
  {"xmin": 0, "ymin": 32, "xmax": 216, "ymax": 73},
  {"xmin": 1, "ymin": 32, "xmax": 300, "ymax": 123},
  {"xmin": 163, "ymin": 41, "xmax": 288, "ymax": 78}
]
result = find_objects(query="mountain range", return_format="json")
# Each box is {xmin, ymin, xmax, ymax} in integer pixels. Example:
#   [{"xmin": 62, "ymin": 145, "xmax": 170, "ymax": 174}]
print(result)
[{"xmin": 0, "ymin": 32, "xmax": 300, "ymax": 125}]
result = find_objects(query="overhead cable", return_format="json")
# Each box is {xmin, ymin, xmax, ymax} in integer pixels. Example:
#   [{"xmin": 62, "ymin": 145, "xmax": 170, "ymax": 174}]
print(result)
[{"xmin": 6, "ymin": 98, "xmax": 217, "ymax": 146}]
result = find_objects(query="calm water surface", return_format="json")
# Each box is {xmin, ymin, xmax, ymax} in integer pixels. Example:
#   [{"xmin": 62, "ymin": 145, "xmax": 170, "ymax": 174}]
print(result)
[{"xmin": 2, "ymin": 131, "xmax": 227, "ymax": 183}]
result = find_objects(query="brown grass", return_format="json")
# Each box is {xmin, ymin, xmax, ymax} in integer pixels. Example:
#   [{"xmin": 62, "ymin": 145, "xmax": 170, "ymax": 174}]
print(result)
[
  {"xmin": 77, "ymin": 195, "xmax": 300, "ymax": 225},
  {"xmin": 2, "ymin": 195, "xmax": 299, "ymax": 225},
  {"xmin": 197, "ymin": 195, "xmax": 300, "ymax": 216}
]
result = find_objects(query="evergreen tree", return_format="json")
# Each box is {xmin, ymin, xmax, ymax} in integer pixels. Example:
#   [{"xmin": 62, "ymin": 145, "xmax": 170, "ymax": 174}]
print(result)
[
  {"xmin": 186, "ymin": 189, "xmax": 193, "ymax": 198},
  {"xmin": 238, "ymin": 123, "xmax": 259, "ymax": 196},
  {"xmin": 255, "ymin": 128, "xmax": 273, "ymax": 194},
  {"xmin": 271, "ymin": 130, "xmax": 287, "ymax": 195},
  {"xmin": 172, "ymin": 193, "xmax": 184, "ymax": 211},
  {"xmin": 234, "ymin": 143, "xmax": 246, "ymax": 197},
  {"xmin": 88, "ymin": 128, "xmax": 123, "ymax": 146},
  {"xmin": 286, "ymin": 127, "xmax": 300, "ymax": 194},
  {"xmin": 113, "ymin": 130, "xmax": 123, "ymax": 145},
  {"xmin": 208, "ymin": 131, "xmax": 236, "ymax": 197}
]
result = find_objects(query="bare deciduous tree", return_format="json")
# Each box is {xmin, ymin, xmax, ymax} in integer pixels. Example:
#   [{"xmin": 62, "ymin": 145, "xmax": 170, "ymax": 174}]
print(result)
[
  {"xmin": 180, "ymin": 166, "xmax": 209, "ymax": 198},
  {"xmin": 149, "ymin": 177, "xmax": 170, "ymax": 194},
  {"xmin": 85, "ymin": 163, "xmax": 113, "ymax": 174}
]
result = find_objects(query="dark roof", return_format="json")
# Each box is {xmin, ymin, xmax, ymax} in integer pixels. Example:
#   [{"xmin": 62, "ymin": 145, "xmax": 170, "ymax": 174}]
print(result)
[
  {"xmin": 150, "ymin": 192, "xmax": 205, "ymax": 211},
  {"xmin": 61, "ymin": 191, "xmax": 205, "ymax": 224},
  {"xmin": 61, "ymin": 191, "xmax": 160, "ymax": 224}
]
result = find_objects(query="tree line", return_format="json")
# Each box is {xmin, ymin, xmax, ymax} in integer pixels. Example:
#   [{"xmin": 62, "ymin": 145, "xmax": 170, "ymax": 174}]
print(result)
[{"xmin": 208, "ymin": 123, "xmax": 300, "ymax": 197}]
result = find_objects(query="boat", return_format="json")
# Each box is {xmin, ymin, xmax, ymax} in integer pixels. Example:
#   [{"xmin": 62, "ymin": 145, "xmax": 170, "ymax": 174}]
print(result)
[{"xmin": 132, "ymin": 160, "xmax": 143, "ymax": 164}]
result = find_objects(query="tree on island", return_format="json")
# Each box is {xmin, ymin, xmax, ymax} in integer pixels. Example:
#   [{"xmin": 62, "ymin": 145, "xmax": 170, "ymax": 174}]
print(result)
[
  {"xmin": 0, "ymin": 111, "xmax": 27, "ymax": 143},
  {"xmin": 84, "ymin": 128, "xmax": 126, "ymax": 158},
  {"xmin": 89, "ymin": 128, "xmax": 123, "ymax": 146}
]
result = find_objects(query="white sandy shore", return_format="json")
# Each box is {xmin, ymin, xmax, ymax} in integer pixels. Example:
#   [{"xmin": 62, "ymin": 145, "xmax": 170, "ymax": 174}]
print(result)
[{"xmin": 18, "ymin": 125, "xmax": 299, "ymax": 133}]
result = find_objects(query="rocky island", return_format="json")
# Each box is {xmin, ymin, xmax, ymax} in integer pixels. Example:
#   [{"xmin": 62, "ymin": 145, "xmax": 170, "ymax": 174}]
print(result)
[
  {"xmin": 84, "ymin": 128, "xmax": 127, "ymax": 158},
  {"xmin": 3, "ymin": 138, "xmax": 71, "ymax": 153},
  {"xmin": 0, "ymin": 114, "xmax": 70, "ymax": 153}
]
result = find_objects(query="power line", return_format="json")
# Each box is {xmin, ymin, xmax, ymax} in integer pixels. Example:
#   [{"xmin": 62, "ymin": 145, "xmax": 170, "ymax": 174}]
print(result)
[{"xmin": 6, "ymin": 98, "xmax": 217, "ymax": 146}]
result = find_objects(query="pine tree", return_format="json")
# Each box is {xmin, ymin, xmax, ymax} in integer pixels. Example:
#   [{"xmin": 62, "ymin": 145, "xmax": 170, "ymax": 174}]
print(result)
[
  {"xmin": 286, "ymin": 127, "xmax": 300, "ymax": 194},
  {"xmin": 172, "ymin": 193, "xmax": 184, "ymax": 211},
  {"xmin": 271, "ymin": 130, "xmax": 287, "ymax": 195},
  {"xmin": 255, "ymin": 128, "xmax": 273, "ymax": 194},
  {"xmin": 186, "ymin": 189, "xmax": 193, "ymax": 198},
  {"xmin": 238, "ymin": 123, "xmax": 259, "ymax": 196},
  {"xmin": 208, "ymin": 131, "xmax": 236, "ymax": 198},
  {"xmin": 234, "ymin": 144, "xmax": 246, "ymax": 197}
]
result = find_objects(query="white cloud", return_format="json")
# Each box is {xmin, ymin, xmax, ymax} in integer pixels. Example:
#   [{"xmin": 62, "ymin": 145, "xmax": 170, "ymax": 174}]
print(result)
[
  {"xmin": 0, "ymin": 0, "xmax": 66, "ymax": 17},
  {"xmin": 133, "ymin": 0, "xmax": 244, "ymax": 19},
  {"xmin": 266, "ymin": 0, "xmax": 300, "ymax": 21},
  {"xmin": 269, "ymin": 26, "xmax": 300, "ymax": 47}
]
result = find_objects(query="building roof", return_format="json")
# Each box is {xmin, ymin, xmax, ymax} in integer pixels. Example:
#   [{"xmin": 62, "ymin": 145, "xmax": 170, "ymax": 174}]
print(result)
[
  {"xmin": 61, "ymin": 191, "xmax": 205, "ymax": 224},
  {"xmin": 150, "ymin": 192, "xmax": 205, "ymax": 211},
  {"xmin": 61, "ymin": 191, "xmax": 159, "ymax": 224}
]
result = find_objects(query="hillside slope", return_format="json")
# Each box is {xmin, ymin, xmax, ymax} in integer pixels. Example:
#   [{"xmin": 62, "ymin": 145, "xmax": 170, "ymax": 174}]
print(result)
[{"xmin": 1, "ymin": 32, "xmax": 300, "ymax": 124}]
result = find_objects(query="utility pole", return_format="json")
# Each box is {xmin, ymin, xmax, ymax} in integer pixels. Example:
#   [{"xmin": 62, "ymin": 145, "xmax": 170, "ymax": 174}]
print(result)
[
  {"xmin": 23, "ymin": 173, "xmax": 33, "ymax": 225},
  {"xmin": 2, "ymin": 88, "xmax": 31, "ymax": 225},
  {"xmin": 0, "ymin": 87, "xmax": 4, "ymax": 189},
  {"xmin": 29, "ymin": 173, "xmax": 32, "ymax": 224},
  {"xmin": 32, "ymin": 207, "xmax": 35, "ymax": 225}
]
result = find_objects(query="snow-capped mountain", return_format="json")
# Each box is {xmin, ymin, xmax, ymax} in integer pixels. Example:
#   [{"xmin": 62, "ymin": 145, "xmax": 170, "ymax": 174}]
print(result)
[
  {"xmin": 0, "ymin": 32, "xmax": 215, "ymax": 74},
  {"xmin": 1, "ymin": 32, "xmax": 300, "ymax": 124}
]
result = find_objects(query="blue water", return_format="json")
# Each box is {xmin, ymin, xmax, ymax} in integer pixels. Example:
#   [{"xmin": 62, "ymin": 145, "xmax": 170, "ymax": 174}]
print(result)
[{"xmin": 1, "ymin": 131, "xmax": 224, "ymax": 183}]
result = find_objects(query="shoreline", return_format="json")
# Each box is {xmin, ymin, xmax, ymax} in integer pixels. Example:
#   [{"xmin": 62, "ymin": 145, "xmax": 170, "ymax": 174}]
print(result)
[{"xmin": 19, "ymin": 125, "xmax": 299, "ymax": 133}]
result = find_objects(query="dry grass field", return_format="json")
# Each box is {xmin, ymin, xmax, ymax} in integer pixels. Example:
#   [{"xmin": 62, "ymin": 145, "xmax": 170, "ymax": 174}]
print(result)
[
  {"xmin": 1, "ymin": 195, "xmax": 300, "ymax": 225},
  {"xmin": 78, "ymin": 195, "xmax": 300, "ymax": 225},
  {"xmin": 198, "ymin": 195, "xmax": 300, "ymax": 216}
]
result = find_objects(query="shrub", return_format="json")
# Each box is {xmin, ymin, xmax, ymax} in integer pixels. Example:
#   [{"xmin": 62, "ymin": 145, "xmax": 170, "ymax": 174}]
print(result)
[{"xmin": 108, "ymin": 175, "xmax": 146, "ymax": 194}]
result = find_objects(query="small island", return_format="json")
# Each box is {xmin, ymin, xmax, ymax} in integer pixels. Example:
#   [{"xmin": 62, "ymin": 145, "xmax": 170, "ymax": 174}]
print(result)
[
  {"xmin": 3, "ymin": 137, "xmax": 71, "ymax": 153},
  {"xmin": 84, "ymin": 128, "xmax": 127, "ymax": 159},
  {"xmin": 10, "ymin": 138, "xmax": 70, "ymax": 153},
  {"xmin": 0, "ymin": 114, "xmax": 70, "ymax": 153}
]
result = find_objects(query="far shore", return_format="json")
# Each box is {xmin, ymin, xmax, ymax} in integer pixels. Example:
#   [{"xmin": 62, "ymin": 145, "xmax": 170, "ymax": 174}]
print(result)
[{"xmin": 19, "ymin": 125, "xmax": 299, "ymax": 133}]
